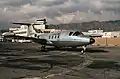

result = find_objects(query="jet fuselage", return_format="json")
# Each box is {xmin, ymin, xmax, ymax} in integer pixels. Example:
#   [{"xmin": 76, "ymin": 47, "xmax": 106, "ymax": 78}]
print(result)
[{"xmin": 36, "ymin": 30, "xmax": 95, "ymax": 47}]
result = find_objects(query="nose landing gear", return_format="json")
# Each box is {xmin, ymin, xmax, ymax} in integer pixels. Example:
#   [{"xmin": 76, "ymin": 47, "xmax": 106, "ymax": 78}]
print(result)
[{"xmin": 81, "ymin": 46, "xmax": 86, "ymax": 54}]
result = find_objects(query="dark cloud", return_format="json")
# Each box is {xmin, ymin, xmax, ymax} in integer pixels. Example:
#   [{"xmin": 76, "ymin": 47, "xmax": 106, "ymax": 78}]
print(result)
[
  {"xmin": 41, "ymin": 0, "xmax": 67, "ymax": 7},
  {"xmin": 0, "ymin": 0, "xmax": 120, "ymax": 29},
  {"xmin": 102, "ymin": 0, "xmax": 120, "ymax": 4},
  {"xmin": 3, "ymin": 0, "xmax": 32, "ymax": 7}
]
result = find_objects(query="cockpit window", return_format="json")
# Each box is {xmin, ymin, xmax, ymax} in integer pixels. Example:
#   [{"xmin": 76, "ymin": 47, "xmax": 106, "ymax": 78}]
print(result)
[
  {"xmin": 69, "ymin": 32, "xmax": 73, "ymax": 36},
  {"xmin": 73, "ymin": 31, "xmax": 83, "ymax": 36}
]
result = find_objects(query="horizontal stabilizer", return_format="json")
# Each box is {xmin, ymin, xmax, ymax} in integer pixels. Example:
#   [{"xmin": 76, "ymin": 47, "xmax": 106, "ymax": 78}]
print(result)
[
  {"xmin": 37, "ymin": 19, "xmax": 46, "ymax": 21},
  {"xmin": 12, "ymin": 22, "xmax": 41, "ymax": 26},
  {"xmin": 4, "ymin": 35, "xmax": 47, "ymax": 45}
]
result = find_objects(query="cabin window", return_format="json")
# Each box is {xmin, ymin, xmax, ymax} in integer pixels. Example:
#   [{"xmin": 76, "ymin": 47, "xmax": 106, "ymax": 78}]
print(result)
[
  {"xmin": 44, "ymin": 31, "xmax": 50, "ymax": 33},
  {"xmin": 54, "ymin": 35, "xmax": 57, "ymax": 39},
  {"xmin": 34, "ymin": 34, "xmax": 37, "ymax": 37},
  {"xmin": 37, "ymin": 36, "xmax": 39, "ymax": 38},
  {"xmin": 51, "ymin": 36, "xmax": 54, "ymax": 39},
  {"xmin": 15, "ymin": 31, "xmax": 26, "ymax": 34},
  {"xmin": 58, "ymin": 35, "xmax": 60, "ymax": 38},
  {"xmin": 57, "ymin": 33, "xmax": 60, "ymax": 38},
  {"xmin": 69, "ymin": 32, "xmax": 73, "ymax": 36},
  {"xmin": 49, "ymin": 36, "xmax": 51, "ymax": 39}
]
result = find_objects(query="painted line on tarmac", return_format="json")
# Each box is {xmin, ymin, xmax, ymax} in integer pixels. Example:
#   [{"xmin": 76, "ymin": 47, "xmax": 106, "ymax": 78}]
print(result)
[{"xmin": 43, "ymin": 54, "xmax": 93, "ymax": 79}]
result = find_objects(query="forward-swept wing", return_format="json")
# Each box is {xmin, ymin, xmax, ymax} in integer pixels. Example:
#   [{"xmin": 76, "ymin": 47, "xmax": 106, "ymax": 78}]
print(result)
[{"xmin": 4, "ymin": 35, "xmax": 47, "ymax": 45}]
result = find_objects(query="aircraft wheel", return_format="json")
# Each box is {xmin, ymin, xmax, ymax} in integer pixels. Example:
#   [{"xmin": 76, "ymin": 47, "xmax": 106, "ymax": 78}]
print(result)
[
  {"xmin": 81, "ymin": 49, "xmax": 85, "ymax": 54},
  {"xmin": 81, "ymin": 46, "xmax": 86, "ymax": 54},
  {"xmin": 41, "ymin": 45, "xmax": 46, "ymax": 51}
]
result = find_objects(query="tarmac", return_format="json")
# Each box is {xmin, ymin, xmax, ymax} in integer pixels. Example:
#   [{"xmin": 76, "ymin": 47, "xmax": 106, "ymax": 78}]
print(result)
[{"xmin": 0, "ymin": 42, "xmax": 120, "ymax": 79}]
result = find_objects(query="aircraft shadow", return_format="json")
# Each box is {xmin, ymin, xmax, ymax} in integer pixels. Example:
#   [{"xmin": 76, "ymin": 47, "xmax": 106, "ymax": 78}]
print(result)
[
  {"xmin": 0, "ymin": 56, "xmax": 83, "ymax": 72},
  {"xmin": 46, "ymin": 47, "xmax": 109, "ymax": 53},
  {"xmin": 1, "ymin": 59, "xmax": 54, "ymax": 72},
  {"xmin": 87, "ymin": 60, "xmax": 120, "ymax": 71},
  {"xmin": 86, "ymin": 48, "xmax": 109, "ymax": 53},
  {"xmin": 0, "ymin": 53, "xmax": 22, "ymax": 56}
]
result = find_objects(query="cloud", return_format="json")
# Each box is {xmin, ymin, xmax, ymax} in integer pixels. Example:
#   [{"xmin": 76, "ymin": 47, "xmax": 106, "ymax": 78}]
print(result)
[{"xmin": 0, "ymin": 0, "xmax": 120, "ymax": 29}]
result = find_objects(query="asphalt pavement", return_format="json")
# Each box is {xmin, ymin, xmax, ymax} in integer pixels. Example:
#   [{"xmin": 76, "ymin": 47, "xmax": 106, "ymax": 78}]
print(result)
[{"xmin": 0, "ymin": 42, "xmax": 120, "ymax": 79}]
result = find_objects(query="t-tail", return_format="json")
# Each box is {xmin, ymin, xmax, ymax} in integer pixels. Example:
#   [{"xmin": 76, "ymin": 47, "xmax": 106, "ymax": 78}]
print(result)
[{"xmin": 12, "ymin": 22, "xmax": 41, "ymax": 37}]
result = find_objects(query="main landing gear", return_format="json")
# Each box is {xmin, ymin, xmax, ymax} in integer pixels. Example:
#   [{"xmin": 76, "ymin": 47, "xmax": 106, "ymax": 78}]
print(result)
[
  {"xmin": 81, "ymin": 46, "xmax": 87, "ymax": 54},
  {"xmin": 40, "ymin": 45, "xmax": 46, "ymax": 51}
]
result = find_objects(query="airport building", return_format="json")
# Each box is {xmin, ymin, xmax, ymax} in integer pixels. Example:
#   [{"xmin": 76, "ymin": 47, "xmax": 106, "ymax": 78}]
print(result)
[
  {"xmin": 82, "ymin": 30, "xmax": 120, "ymax": 46},
  {"xmin": 83, "ymin": 30, "xmax": 120, "ymax": 38},
  {"xmin": 102, "ymin": 31, "xmax": 120, "ymax": 38},
  {"xmin": 83, "ymin": 30, "xmax": 104, "ymax": 37},
  {"xmin": 9, "ymin": 25, "xmax": 28, "ymax": 36}
]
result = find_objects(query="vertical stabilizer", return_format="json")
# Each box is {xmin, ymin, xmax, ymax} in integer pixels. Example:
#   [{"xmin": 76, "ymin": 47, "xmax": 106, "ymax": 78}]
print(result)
[
  {"xmin": 27, "ymin": 24, "xmax": 36, "ymax": 37},
  {"xmin": 12, "ymin": 22, "xmax": 41, "ymax": 37}
]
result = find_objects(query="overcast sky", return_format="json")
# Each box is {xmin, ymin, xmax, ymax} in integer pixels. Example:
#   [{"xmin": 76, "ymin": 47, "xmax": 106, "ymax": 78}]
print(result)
[{"xmin": 0, "ymin": 0, "xmax": 120, "ymax": 29}]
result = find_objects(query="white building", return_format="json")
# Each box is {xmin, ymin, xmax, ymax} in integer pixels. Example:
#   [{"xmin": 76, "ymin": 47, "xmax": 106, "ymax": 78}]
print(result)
[
  {"xmin": 83, "ymin": 30, "xmax": 120, "ymax": 38},
  {"xmin": 83, "ymin": 30, "xmax": 104, "ymax": 37},
  {"xmin": 102, "ymin": 31, "xmax": 120, "ymax": 38},
  {"xmin": 88, "ymin": 30, "xmax": 103, "ymax": 33},
  {"xmin": 12, "ymin": 25, "xmax": 28, "ymax": 36},
  {"xmin": 34, "ymin": 20, "xmax": 46, "ymax": 29}
]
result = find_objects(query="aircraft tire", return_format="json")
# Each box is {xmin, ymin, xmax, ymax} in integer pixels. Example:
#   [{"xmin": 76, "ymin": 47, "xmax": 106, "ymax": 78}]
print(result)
[
  {"xmin": 41, "ymin": 46, "xmax": 45, "ymax": 52},
  {"xmin": 81, "ymin": 49, "xmax": 85, "ymax": 54}
]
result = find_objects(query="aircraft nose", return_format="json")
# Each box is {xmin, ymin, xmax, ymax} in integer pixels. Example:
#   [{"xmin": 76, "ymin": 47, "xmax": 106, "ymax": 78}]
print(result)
[{"xmin": 89, "ymin": 38, "xmax": 95, "ymax": 44}]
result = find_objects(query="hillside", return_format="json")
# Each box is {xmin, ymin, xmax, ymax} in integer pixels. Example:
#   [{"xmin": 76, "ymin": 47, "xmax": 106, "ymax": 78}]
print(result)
[{"xmin": 48, "ymin": 20, "xmax": 120, "ymax": 32}]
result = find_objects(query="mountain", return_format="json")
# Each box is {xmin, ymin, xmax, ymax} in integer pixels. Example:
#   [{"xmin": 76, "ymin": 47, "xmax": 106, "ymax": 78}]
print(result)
[{"xmin": 48, "ymin": 20, "xmax": 120, "ymax": 32}]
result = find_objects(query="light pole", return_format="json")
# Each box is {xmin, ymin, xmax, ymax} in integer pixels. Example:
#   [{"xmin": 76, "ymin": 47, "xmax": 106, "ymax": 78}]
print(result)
[{"xmin": 105, "ymin": 33, "xmax": 107, "ymax": 46}]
